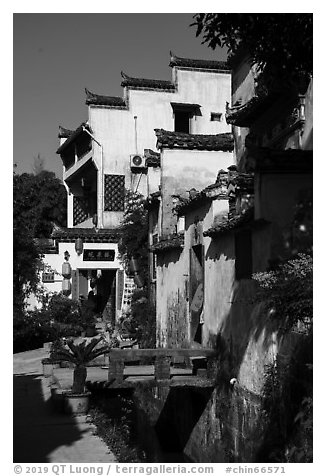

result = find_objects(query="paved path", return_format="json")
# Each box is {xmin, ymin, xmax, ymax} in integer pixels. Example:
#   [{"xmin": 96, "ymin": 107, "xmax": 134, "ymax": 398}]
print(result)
[{"xmin": 13, "ymin": 348, "xmax": 116, "ymax": 463}]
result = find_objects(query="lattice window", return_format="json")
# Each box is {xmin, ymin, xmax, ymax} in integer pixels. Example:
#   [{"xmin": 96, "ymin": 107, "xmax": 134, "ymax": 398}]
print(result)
[
  {"xmin": 73, "ymin": 196, "xmax": 88, "ymax": 226},
  {"xmin": 104, "ymin": 175, "xmax": 125, "ymax": 211}
]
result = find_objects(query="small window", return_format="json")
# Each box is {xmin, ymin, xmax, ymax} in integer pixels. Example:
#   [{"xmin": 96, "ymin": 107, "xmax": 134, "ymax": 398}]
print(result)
[
  {"xmin": 174, "ymin": 110, "xmax": 191, "ymax": 133},
  {"xmin": 211, "ymin": 112, "xmax": 222, "ymax": 122},
  {"xmin": 235, "ymin": 229, "xmax": 252, "ymax": 280},
  {"xmin": 171, "ymin": 102, "xmax": 201, "ymax": 134}
]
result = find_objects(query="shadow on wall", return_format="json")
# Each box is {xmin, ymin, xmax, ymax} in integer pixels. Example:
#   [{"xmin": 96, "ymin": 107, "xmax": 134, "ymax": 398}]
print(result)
[{"xmin": 157, "ymin": 248, "xmax": 182, "ymax": 268}]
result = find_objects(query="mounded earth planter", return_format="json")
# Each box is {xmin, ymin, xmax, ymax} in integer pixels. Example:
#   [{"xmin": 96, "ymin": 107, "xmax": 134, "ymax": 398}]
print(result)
[{"xmin": 64, "ymin": 392, "xmax": 91, "ymax": 415}]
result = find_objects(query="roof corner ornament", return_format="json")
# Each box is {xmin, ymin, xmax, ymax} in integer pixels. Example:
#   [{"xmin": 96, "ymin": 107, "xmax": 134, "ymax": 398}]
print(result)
[
  {"xmin": 121, "ymin": 71, "xmax": 130, "ymax": 80},
  {"xmin": 85, "ymin": 87, "xmax": 95, "ymax": 100}
]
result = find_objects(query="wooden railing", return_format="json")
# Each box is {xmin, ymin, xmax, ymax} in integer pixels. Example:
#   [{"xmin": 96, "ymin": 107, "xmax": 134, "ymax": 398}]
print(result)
[{"xmin": 107, "ymin": 348, "xmax": 217, "ymax": 382}]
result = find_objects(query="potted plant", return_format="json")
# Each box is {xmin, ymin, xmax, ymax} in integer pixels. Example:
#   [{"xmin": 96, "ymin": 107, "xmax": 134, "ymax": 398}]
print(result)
[{"xmin": 50, "ymin": 337, "xmax": 111, "ymax": 414}]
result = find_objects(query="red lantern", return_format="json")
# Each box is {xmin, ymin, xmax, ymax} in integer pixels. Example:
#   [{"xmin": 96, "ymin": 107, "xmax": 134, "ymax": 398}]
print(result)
[
  {"xmin": 62, "ymin": 262, "xmax": 72, "ymax": 278},
  {"xmin": 75, "ymin": 238, "xmax": 83, "ymax": 255},
  {"xmin": 62, "ymin": 278, "xmax": 71, "ymax": 296}
]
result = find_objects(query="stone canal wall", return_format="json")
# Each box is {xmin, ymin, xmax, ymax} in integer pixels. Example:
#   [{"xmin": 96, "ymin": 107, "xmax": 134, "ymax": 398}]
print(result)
[{"xmin": 132, "ymin": 381, "xmax": 264, "ymax": 463}]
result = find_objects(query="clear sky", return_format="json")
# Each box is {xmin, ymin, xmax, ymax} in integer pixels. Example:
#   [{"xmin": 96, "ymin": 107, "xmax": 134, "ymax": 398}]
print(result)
[{"xmin": 13, "ymin": 13, "xmax": 227, "ymax": 179}]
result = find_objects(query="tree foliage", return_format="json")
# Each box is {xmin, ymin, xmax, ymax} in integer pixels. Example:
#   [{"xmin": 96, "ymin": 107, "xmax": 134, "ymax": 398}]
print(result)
[
  {"xmin": 253, "ymin": 253, "xmax": 312, "ymax": 333},
  {"xmin": 192, "ymin": 13, "xmax": 312, "ymax": 89},
  {"xmin": 117, "ymin": 190, "xmax": 156, "ymax": 347},
  {"xmin": 118, "ymin": 189, "xmax": 148, "ymax": 280},
  {"xmin": 13, "ymin": 293, "xmax": 83, "ymax": 353},
  {"xmin": 50, "ymin": 337, "xmax": 112, "ymax": 393},
  {"xmin": 259, "ymin": 334, "xmax": 312, "ymax": 462},
  {"xmin": 13, "ymin": 170, "xmax": 67, "ymax": 238},
  {"xmin": 13, "ymin": 168, "xmax": 67, "ymax": 314}
]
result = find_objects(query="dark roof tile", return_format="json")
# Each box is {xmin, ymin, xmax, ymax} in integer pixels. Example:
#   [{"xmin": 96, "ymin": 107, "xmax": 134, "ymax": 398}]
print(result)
[
  {"xmin": 85, "ymin": 88, "xmax": 127, "ymax": 107},
  {"xmin": 225, "ymin": 93, "xmax": 276, "ymax": 127},
  {"xmin": 121, "ymin": 72, "xmax": 175, "ymax": 91},
  {"xmin": 150, "ymin": 233, "xmax": 184, "ymax": 253},
  {"xmin": 56, "ymin": 122, "xmax": 92, "ymax": 154},
  {"xmin": 58, "ymin": 126, "xmax": 74, "ymax": 138},
  {"xmin": 144, "ymin": 149, "xmax": 161, "ymax": 167},
  {"xmin": 204, "ymin": 208, "xmax": 266, "ymax": 237},
  {"xmin": 52, "ymin": 227, "xmax": 122, "ymax": 243},
  {"xmin": 155, "ymin": 129, "xmax": 234, "ymax": 151},
  {"xmin": 169, "ymin": 51, "xmax": 230, "ymax": 72}
]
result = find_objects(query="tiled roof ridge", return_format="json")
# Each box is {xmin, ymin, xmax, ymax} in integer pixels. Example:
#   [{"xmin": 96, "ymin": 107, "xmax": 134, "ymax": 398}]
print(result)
[
  {"xmin": 58, "ymin": 125, "xmax": 74, "ymax": 138},
  {"xmin": 225, "ymin": 90, "xmax": 276, "ymax": 127},
  {"xmin": 51, "ymin": 227, "xmax": 123, "ymax": 242},
  {"xmin": 169, "ymin": 51, "xmax": 230, "ymax": 72},
  {"xmin": 144, "ymin": 148, "xmax": 161, "ymax": 167},
  {"xmin": 175, "ymin": 169, "xmax": 254, "ymax": 216},
  {"xmin": 144, "ymin": 148, "xmax": 160, "ymax": 158},
  {"xmin": 155, "ymin": 129, "xmax": 234, "ymax": 151},
  {"xmin": 174, "ymin": 190, "xmax": 208, "ymax": 215},
  {"xmin": 121, "ymin": 71, "xmax": 175, "ymax": 90},
  {"xmin": 150, "ymin": 233, "xmax": 184, "ymax": 253},
  {"xmin": 56, "ymin": 122, "xmax": 92, "ymax": 154},
  {"xmin": 85, "ymin": 87, "xmax": 126, "ymax": 107},
  {"xmin": 203, "ymin": 207, "xmax": 255, "ymax": 236}
]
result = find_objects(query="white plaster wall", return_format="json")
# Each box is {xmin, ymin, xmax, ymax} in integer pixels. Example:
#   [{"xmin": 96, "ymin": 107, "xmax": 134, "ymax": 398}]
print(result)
[
  {"xmin": 176, "ymin": 69, "xmax": 231, "ymax": 134},
  {"xmin": 161, "ymin": 149, "xmax": 234, "ymax": 235},
  {"xmin": 66, "ymin": 68, "xmax": 231, "ymax": 229},
  {"xmin": 89, "ymin": 69, "xmax": 231, "ymax": 179},
  {"xmin": 163, "ymin": 149, "xmax": 234, "ymax": 192},
  {"xmin": 147, "ymin": 167, "xmax": 161, "ymax": 195},
  {"xmin": 156, "ymin": 248, "xmax": 189, "ymax": 348}
]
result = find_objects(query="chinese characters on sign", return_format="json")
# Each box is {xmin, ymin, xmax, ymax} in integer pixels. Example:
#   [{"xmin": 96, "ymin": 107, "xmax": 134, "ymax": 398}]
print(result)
[{"xmin": 83, "ymin": 249, "xmax": 115, "ymax": 261}]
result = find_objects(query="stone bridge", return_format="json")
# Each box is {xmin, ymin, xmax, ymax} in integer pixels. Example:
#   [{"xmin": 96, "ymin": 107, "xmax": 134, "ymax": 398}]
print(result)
[{"xmin": 105, "ymin": 348, "xmax": 218, "ymax": 386}]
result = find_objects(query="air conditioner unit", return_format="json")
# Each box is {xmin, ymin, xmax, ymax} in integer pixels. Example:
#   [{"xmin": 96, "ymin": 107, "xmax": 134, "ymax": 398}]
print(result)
[{"xmin": 130, "ymin": 154, "xmax": 146, "ymax": 169}]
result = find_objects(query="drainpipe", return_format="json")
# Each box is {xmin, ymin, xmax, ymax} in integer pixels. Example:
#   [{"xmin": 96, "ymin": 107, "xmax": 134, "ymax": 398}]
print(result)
[{"xmin": 82, "ymin": 126, "xmax": 104, "ymax": 228}]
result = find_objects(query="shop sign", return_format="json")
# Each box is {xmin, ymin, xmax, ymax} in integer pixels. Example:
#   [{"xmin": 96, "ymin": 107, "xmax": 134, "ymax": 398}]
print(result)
[{"xmin": 83, "ymin": 249, "xmax": 115, "ymax": 261}]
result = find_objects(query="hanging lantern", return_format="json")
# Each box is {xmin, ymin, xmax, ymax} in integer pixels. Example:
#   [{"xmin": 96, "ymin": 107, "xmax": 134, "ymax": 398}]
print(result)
[
  {"xmin": 75, "ymin": 237, "xmax": 84, "ymax": 255},
  {"xmin": 130, "ymin": 256, "xmax": 140, "ymax": 274},
  {"xmin": 62, "ymin": 261, "xmax": 72, "ymax": 278},
  {"xmin": 62, "ymin": 278, "xmax": 71, "ymax": 296}
]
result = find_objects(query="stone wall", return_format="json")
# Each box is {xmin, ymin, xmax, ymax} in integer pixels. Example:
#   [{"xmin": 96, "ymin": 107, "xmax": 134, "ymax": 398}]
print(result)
[{"xmin": 133, "ymin": 381, "xmax": 265, "ymax": 463}]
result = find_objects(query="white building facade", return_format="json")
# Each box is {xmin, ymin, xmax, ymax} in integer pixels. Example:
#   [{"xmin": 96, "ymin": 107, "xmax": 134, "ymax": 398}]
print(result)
[{"xmin": 34, "ymin": 52, "xmax": 232, "ymax": 327}]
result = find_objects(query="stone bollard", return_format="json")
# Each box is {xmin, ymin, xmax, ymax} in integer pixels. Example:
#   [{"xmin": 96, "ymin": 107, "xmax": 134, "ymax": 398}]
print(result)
[
  {"xmin": 154, "ymin": 356, "xmax": 171, "ymax": 380},
  {"xmin": 108, "ymin": 358, "xmax": 124, "ymax": 383}
]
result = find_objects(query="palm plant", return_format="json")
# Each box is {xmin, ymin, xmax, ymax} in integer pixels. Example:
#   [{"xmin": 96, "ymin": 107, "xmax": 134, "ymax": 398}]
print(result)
[{"xmin": 50, "ymin": 337, "xmax": 111, "ymax": 394}]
